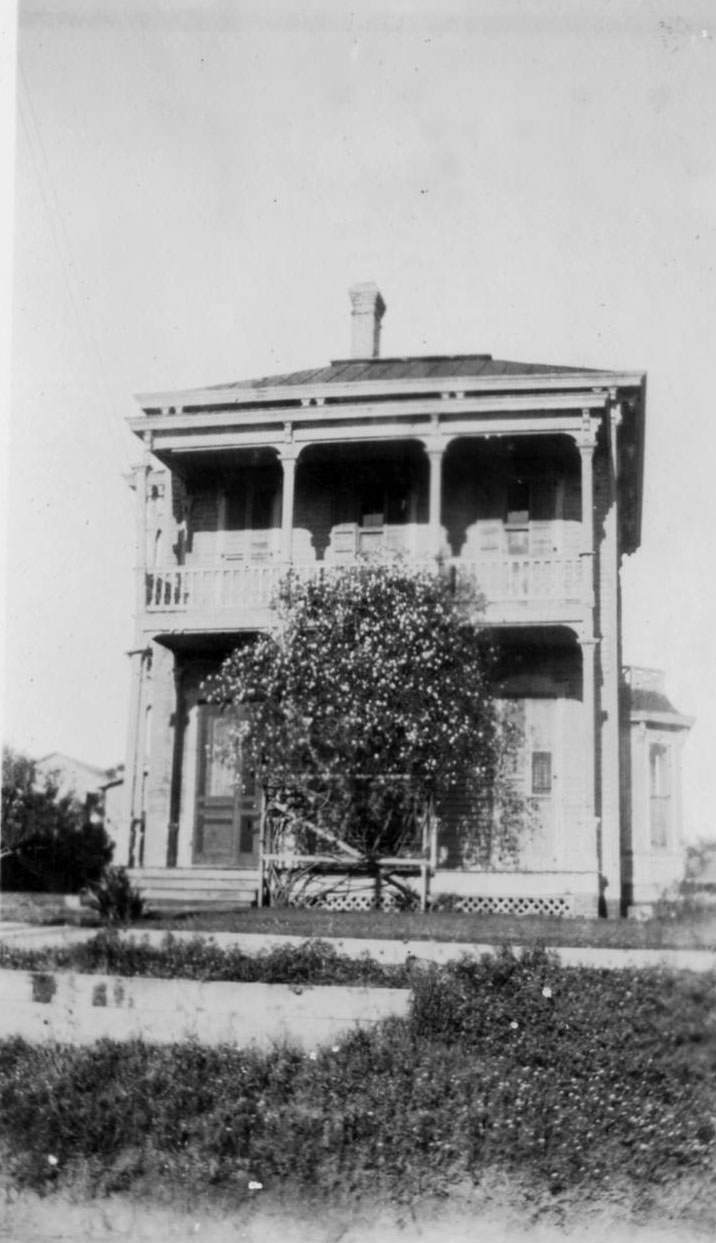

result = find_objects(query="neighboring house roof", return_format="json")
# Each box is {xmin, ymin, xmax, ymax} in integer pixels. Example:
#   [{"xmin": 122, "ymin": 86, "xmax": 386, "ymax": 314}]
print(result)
[
  {"xmin": 100, "ymin": 766, "xmax": 125, "ymax": 792},
  {"xmin": 35, "ymin": 753, "xmax": 122, "ymax": 800},
  {"xmin": 628, "ymin": 688, "xmax": 681, "ymax": 716},
  {"xmin": 206, "ymin": 354, "xmax": 602, "ymax": 390},
  {"xmin": 622, "ymin": 668, "xmax": 694, "ymax": 730}
]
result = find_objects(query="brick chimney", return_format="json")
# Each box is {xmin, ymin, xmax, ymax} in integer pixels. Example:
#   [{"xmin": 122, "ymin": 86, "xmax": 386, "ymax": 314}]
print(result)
[{"xmin": 349, "ymin": 282, "xmax": 386, "ymax": 359}]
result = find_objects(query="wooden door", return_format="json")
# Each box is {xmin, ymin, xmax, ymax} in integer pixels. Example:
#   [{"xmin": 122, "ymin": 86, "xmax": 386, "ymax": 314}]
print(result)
[{"xmin": 193, "ymin": 705, "xmax": 260, "ymax": 867}]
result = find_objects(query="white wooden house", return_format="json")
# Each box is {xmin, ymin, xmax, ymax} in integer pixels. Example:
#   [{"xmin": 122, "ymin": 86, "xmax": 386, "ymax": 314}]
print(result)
[{"xmin": 119, "ymin": 284, "xmax": 689, "ymax": 916}]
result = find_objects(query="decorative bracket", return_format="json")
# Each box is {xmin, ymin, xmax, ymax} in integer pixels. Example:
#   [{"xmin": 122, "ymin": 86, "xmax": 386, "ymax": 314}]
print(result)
[{"xmin": 579, "ymin": 408, "xmax": 598, "ymax": 449}]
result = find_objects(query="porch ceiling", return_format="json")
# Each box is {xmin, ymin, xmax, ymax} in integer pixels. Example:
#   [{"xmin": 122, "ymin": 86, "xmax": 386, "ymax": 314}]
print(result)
[{"xmin": 154, "ymin": 631, "xmax": 256, "ymax": 655}]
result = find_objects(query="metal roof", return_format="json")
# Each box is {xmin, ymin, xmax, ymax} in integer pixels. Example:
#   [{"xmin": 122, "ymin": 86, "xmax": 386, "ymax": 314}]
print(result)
[
  {"xmin": 206, "ymin": 354, "xmax": 601, "ymax": 391},
  {"xmin": 629, "ymin": 688, "xmax": 681, "ymax": 716}
]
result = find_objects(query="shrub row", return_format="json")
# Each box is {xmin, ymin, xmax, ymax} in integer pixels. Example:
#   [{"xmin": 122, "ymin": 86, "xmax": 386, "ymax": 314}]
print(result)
[
  {"xmin": 0, "ymin": 948, "xmax": 714, "ymax": 1208},
  {"xmin": 0, "ymin": 931, "xmax": 412, "ymax": 987}
]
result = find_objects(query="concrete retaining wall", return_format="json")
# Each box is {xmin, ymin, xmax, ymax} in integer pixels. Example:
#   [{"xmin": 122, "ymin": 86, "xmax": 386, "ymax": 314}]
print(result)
[
  {"xmin": 1, "ymin": 924, "xmax": 715, "ymax": 970},
  {"xmin": 0, "ymin": 969, "xmax": 410, "ymax": 1049},
  {"xmin": 128, "ymin": 930, "xmax": 716, "ymax": 972}
]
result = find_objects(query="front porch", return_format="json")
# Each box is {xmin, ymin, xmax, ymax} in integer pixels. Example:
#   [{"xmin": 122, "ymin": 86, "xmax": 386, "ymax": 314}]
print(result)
[
  {"xmin": 125, "ymin": 623, "xmax": 604, "ymax": 917},
  {"xmin": 127, "ymin": 865, "xmax": 600, "ymax": 917}
]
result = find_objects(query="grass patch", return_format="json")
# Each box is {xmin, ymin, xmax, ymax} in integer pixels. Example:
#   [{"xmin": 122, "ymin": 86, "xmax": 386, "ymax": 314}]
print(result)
[
  {"xmin": 0, "ymin": 890, "xmax": 100, "ymax": 927},
  {"xmin": 5, "ymin": 890, "xmax": 716, "ymax": 949},
  {"xmin": 1, "ymin": 948, "xmax": 714, "ymax": 1223},
  {"xmin": 0, "ymin": 931, "xmax": 412, "ymax": 987},
  {"xmin": 139, "ymin": 905, "xmax": 716, "ymax": 950}
]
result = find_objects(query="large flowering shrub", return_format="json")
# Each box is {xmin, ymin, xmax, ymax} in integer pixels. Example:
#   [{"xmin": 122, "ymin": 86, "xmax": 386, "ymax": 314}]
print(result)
[{"xmin": 208, "ymin": 563, "xmax": 524, "ymax": 868}]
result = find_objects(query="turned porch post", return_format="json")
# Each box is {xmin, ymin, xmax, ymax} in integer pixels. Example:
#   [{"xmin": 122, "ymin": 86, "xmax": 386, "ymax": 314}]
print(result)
[
  {"xmin": 132, "ymin": 437, "xmax": 152, "ymax": 615},
  {"xmin": 279, "ymin": 446, "xmax": 299, "ymax": 563},
  {"xmin": 578, "ymin": 412, "xmax": 597, "ymax": 610},
  {"xmin": 580, "ymin": 634, "xmax": 598, "ymax": 834},
  {"xmin": 422, "ymin": 430, "xmax": 446, "ymax": 559},
  {"xmin": 576, "ymin": 412, "xmax": 604, "ymax": 908}
]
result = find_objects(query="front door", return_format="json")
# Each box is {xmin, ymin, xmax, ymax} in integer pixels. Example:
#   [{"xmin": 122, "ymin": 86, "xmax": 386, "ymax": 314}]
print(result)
[{"xmin": 193, "ymin": 704, "xmax": 260, "ymax": 866}]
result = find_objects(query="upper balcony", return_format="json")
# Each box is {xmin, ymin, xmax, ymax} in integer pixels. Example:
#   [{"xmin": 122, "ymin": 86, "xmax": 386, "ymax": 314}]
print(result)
[{"xmin": 137, "ymin": 437, "xmax": 590, "ymax": 635}]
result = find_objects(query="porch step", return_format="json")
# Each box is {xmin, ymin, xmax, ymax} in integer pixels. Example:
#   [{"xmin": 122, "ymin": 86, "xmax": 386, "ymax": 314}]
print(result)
[{"xmin": 128, "ymin": 868, "xmax": 258, "ymax": 911}]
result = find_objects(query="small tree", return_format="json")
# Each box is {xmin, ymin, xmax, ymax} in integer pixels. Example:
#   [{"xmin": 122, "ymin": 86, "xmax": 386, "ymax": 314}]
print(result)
[
  {"xmin": 1, "ymin": 747, "xmax": 113, "ymax": 893},
  {"xmin": 208, "ymin": 564, "xmax": 526, "ymax": 902}
]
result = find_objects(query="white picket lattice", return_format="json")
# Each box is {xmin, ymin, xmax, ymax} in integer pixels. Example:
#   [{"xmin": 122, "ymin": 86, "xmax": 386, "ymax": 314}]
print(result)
[{"xmin": 433, "ymin": 894, "xmax": 574, "ymax": 917}]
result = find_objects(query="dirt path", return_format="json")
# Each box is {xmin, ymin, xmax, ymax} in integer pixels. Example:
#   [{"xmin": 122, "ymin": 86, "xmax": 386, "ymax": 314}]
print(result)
[{"xmin": 1, "ymin": 1187, "xmax": 712, "ymax": 1243}]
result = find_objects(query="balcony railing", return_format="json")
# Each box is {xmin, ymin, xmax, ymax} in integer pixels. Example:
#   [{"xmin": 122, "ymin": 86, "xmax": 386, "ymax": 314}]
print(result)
[
  {"xmin": 145, "ymin": 556, "xmax": 583, "ymax": 617},
  {"xmin": 146, "ymin": 563, "xmax": 282, "ymax": 611},
  {"xmin": 453, "ymin": 556, "xmax": 582, "ymax": 604}
]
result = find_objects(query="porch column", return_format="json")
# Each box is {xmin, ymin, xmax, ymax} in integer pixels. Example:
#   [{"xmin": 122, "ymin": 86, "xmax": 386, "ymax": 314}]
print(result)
[
  {"xmin": 599, "ymin": 395, "xmax": 623, "ymax": 914},
  {"xmin": 279, "ymin": 447, "xmax": 299, "ymax": 563},
  {"xmin": 580, "ymin": 634, "xmax": 601, "ymax": 904},
  {"xmin": 121, "ymin": 645, "xmax": 151, "ymax": 868},
  {"xmin": 131, "ymin": 449, "xmax": 151, "ymax": 616},
  {"xmin": 578, "ymin": 412, "xmax": 597, "ymax": 611},
  {"xmin": 423, "ymin": 435, "xmax": 446, "ymax": 559}
]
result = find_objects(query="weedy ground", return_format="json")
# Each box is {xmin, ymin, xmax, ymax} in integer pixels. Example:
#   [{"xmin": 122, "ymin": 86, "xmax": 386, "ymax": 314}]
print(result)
[
  {"xmin": 0, "ymin": 947, "xmax": 714, "ymax": 1235},
  {"xmin": 0, "ymin": 930, "xmax": 412, "ymax": 985},
  {"xmin": 3, "ymin": 888, "xmax": 716, "ymax": 949}
]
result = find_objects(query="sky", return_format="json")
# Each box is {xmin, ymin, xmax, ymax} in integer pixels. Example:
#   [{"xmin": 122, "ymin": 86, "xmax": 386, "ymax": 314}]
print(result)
[{"xmin": 3, "ymin": 0, "xmax": 716, "ymax": 839}]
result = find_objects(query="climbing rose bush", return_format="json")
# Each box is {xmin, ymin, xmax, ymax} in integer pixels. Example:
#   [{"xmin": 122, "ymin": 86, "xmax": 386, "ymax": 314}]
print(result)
[{"xmin": 208, "ymin": 563, "xmax": 524, "ymax": 864}]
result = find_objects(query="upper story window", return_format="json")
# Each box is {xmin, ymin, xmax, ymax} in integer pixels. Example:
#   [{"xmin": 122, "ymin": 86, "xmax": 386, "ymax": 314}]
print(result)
[
  {"xmin": 531, "ymin": 750, "xmax": 553, "ymax": 796},
  {"xmin": 505, "ymin": 480, "xmax": 530, "ymax": 554},
  {"xmin": 503, "ymin": 477, "xmax": 559, "ymax": 557}
]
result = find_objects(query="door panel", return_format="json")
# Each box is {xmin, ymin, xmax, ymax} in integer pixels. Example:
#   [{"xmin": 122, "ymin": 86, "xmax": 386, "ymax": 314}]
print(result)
[{"xmin": 193, "ymin": 705, "xmax": 260, "ymax": 866}]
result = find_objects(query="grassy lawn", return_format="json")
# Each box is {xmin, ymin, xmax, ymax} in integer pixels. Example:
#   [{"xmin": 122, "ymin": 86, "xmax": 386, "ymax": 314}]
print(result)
[
  {"xmin": 144, "ymin": 904, "xmax": 716, "ymax": 949},
  {"xmin": 3, "ymin": 889, "xmax": 716, "ymax": 949},
  {"xmin": 1, "ymin": 948, "xmax": 714, "ymax": 1233},
  {"xmin": 0, "ymin": 891, "xmax": 99, "ymax": 926}
]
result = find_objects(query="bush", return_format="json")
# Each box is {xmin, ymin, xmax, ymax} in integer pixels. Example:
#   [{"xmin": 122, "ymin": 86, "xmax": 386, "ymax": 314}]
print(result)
[
  {"xmin": 652, "ymin": 841, "xmax": 716, "ymax": 922},
  {"xmin": 0, "ymin": 932, "xmax": 412, "ymax": 987},
  {"xmin": 1, "ymin": 748, "xmax": 113, "ymax": 893},
  {"xmin": 209, "ymin": 564, "xmax": 526, "ymax": 871},
  {"xmin": 83, "ymin": 868, "xmax": 145, "ymax": 925}
]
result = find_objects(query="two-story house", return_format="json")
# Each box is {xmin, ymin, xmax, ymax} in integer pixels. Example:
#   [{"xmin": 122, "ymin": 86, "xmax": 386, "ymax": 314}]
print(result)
[{"xmin": 119, "ymin": 283, "xmax": 686, "ymax": 917}]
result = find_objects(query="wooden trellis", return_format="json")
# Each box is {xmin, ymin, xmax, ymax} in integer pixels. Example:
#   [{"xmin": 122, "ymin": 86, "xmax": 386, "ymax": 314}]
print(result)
[{"xmin": 256, "ymin": 776, "xmax": 438, "ymax": 913}]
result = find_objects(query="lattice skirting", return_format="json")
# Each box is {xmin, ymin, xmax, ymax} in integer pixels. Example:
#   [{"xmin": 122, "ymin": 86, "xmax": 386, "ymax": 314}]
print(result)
[
  {"xmin": 282, "ymin": 879, "xmax": 575, "ymax": 916},
  {"xmin": 286, "ymin": 888, "xmax": 413, "ymax": 913},
  {"xmin": 431, "ymin": 894, "xmax": 574, "ymax": 917}
]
